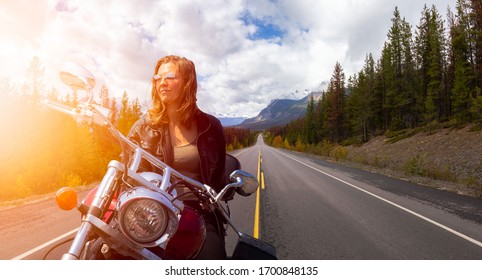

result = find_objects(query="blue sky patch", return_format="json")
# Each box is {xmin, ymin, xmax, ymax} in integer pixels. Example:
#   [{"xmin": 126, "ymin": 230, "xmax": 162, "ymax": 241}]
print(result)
[{"xmin": 241, "ymin": 13, "xmax": 286, "ymax": 41}]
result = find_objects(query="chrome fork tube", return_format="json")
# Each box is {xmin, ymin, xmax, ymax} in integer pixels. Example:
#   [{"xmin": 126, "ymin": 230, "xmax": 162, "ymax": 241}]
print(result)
[
  {"xmin": 62, "ymin": 161, "xmax": 120, "ymax": 260},
  {"xmin": 90, "ymin": 161, "xmax": 120, "ymax": 215},
  {"xmin": 61, "ymin": 221, "xmax": 94, "ymax": 260}
]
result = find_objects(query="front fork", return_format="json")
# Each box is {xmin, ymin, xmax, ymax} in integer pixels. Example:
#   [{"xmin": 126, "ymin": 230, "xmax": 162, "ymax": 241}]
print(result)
[{"xmin": 62, "ymin": 161, "xmax": 121, "ymax": 260}]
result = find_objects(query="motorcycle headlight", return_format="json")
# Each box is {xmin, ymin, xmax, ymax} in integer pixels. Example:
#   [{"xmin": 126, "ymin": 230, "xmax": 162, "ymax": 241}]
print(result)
[
  {"xmin": 117, "ymin": 188, "xmax": 179, "ymax": 247},
  {"xmin": 120, "ymin": 199, "xmax": 167, "ymax": 243}
]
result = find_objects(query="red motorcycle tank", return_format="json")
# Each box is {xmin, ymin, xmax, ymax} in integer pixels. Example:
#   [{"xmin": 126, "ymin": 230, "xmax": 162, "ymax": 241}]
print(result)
[
  {"xmin": 82, "ymin": 186, "xmax": 117, "ymax": 222},
  {"xmin": 163, "ymin": 206, "xmax": 206, "ymax": 259}
]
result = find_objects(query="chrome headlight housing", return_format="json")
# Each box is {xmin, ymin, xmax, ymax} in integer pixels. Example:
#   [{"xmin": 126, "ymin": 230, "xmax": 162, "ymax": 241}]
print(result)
[{"xmin": 116, "ymin": 187, "xmax": 180, "ymax": 248}]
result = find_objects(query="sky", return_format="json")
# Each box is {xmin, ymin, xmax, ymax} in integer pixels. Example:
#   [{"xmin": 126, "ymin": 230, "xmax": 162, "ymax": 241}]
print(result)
[{"xmin": 0, "ymin": 0, "xmax": 457, "ymax": 118}]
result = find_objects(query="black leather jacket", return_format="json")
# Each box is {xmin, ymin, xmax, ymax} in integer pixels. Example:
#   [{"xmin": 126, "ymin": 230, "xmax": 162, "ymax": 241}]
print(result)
[{"xmin": 128, "ymin": 110, "xmax": 226, "ymax": 192}]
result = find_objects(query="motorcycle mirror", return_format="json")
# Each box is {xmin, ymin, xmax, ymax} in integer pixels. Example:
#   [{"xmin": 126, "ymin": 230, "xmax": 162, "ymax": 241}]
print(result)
[
  {"xmin": 230, "ymin": 170, "xmax": 259, "ymax": 196},
  {"xmin": 59, "ymin": 62, "xmax": 96, "ymax": 92}
]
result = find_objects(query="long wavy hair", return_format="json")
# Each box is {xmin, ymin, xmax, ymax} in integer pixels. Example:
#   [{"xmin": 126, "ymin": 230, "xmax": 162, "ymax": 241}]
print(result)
[{"xmin": 148, "ymin": 55, "xmax": 199, "ymax": 127}]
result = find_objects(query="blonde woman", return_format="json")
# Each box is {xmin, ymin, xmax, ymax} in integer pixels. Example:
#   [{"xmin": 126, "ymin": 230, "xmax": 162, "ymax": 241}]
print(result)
[{"xmin": 129, "ymin": 55, "xmax": 227, "ymax": 259}]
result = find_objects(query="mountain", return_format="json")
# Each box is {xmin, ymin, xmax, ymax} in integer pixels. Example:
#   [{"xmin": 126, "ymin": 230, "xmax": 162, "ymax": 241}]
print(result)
[
  {"xmin": 218, "ymin": 117, "xmax": 246, "ymax": 127},
  {"xmin": 238, "ymin": 91, "xmax": 322, "ymax": 130}
]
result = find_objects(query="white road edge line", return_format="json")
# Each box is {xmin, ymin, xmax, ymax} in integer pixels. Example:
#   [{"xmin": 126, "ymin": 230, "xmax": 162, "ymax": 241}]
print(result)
[
  {"xmin": 280, "ymin": 152, "xmax": 482, "ymax": 249},
  {"xmin": 11, "ymin": 228, "xmax": 79, "ymax": 260}
]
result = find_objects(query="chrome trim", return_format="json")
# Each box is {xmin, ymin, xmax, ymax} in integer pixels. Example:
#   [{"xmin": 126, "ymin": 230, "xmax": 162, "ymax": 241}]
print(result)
[
  {"xmin": 159, "ymin": 167, "xmax": 171, "ymax": 191},
  {"xmin": 61, "ymin": 221, "xmax": 93, "ymax": 260},
  {"xmin": 90, "ymin": 162, "xmax": 119, "ymax": 211},
  {"xmin": 139, "ymin": 172, "xmax": 163, "ymax": 184},
  {"xmin": 129, "ymin": 148, "xmax": 143, "ymax": 172},
  {"xmin": 116, "ymin": 187, "xmax": 180, "ymax": 248},
  {"xmin": 215, "ymin": 176, "xmax": 243, "ymax": 202},
  {"xmin": 86, "ymin": 215, "xmax": 161, "ymax": 260}
]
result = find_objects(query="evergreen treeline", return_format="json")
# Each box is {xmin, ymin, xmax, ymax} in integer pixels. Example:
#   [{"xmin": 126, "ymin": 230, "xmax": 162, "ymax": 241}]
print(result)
[
  {"xmin": 225, "ymin": 127, "xmax": 257, "ymax": 151},
  {"xmin": 266, "ymin": 1, "xmax": 482, "ymax": 148},
  {"xmin": 0, "ymin": 58, "xmax": 254, "ymax": 202},
  {"xmin": 0, "ymin": 93, "xmax": 120, "ymax": 201},
  {"xmin": 0, "ymin": 57, "xmax": 144, "ymax": 201}
]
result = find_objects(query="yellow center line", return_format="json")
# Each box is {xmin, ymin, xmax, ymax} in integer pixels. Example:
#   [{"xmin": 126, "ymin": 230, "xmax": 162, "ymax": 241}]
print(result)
[
  {"xmin": 257, "ymin": 150, "xmax": 261, "ymax": 181},
  {"xmin": 261, "ymin": 171, "xmax": 265, "ymax": 190},
  {"xmin": 253, "ymin": 184, "xmax": 260, "ymax": 239},
  {"xmin": 254, "ymin": 150, "xmax": 261, "ymax": 238}
]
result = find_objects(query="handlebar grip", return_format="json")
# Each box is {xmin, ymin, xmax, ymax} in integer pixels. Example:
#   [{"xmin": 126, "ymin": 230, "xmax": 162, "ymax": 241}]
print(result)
[{"xmin": 43, "ymin": 99, "xmax": 79, "ymax": 117}]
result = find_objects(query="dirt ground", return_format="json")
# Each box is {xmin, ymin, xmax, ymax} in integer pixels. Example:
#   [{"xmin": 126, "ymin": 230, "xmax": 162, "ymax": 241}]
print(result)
[{"xmin": 344, "ymin": 124, "xmax": 482, "ymax": 199}]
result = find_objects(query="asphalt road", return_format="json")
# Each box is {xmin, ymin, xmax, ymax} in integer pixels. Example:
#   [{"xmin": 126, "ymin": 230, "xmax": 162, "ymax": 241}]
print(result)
[
  {"xmin": 2, "ymin": 135, "xmax": 482, "ymax": 260},
  {"xmin": 254, "ymin": 135, "xmax": 482, "ymax": 259}
]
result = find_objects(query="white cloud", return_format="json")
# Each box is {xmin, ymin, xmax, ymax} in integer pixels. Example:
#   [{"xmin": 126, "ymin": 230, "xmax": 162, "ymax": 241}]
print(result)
[{"xmin": 0, "ymin": 0, "xmax": 457, "ymax": 118}]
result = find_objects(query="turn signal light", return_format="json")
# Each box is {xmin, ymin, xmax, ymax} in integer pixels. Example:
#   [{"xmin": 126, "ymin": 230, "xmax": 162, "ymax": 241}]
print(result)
[{"xmin": 56, "ymin": 187, "xmax": 78, "ymax": 210}]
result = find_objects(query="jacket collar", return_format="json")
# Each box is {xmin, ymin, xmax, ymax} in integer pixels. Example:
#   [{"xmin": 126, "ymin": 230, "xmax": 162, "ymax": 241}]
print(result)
[{"xmin": 194, "ymin": 110, "xmax": 211, "ymax": 135}]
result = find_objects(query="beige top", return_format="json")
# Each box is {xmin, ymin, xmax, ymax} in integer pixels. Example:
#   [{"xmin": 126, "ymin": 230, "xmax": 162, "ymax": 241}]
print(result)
[
  {"xmin": 172, "ymin": 141, "xmax": 202, "ymax": 200},
  {"xmin": 172, "ymin": 142, "xmax": 202, "ymax": 183}
]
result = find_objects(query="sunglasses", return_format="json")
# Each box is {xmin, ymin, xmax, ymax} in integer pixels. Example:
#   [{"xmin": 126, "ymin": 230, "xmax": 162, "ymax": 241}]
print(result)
[{"xmin": 152, "ymin": 72, "xmax": 177, "ymax": 84}]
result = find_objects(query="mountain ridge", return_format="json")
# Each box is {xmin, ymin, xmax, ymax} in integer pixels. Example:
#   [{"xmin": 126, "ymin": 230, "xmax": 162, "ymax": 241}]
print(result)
[{"xmin": 232, "ymin": 91, "xmax": 322, "ymax": 130}]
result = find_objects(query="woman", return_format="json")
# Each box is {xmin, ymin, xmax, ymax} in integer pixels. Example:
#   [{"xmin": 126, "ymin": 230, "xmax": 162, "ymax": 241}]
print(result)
[{"xmin": 128, "ymin": 55, "xmax": 227, "ymax": 259}]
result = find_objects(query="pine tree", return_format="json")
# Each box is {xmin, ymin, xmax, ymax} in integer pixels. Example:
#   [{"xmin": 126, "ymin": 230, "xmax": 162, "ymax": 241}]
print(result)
[
  {"xmin": 401, "ymin": 18, "xmax": 418, "ymax": 128},
  {"xmin": 469, "ymin": 0, "xmax": 482, "ymax": 120},
  {"xmin": 116, "ymin": 92, "xmax": 142, "ymax": 135},
  {"xmin": 471, "ymin": 0, "xmax": 482, "ymax": 91},
  {"xmin": 345, "ymin": 74, "xmax": 358, "ymax": 140},
  {"xmin": 314, "ymin": 90, "xmax": 329, "ymax": 141},
  {"xmin": 379, "ymin": 42, "xmax": 395, "ymax": 130},
  {"xmin": 25, "ymin": 56, "xmax": 45, "ymax": 102},
  {"xmin": 386, "ymin": 7, "xmax": 417, "ymax": 129},
  {"xmin": 345, "ymin": 54, "xmax": 376, "ymax": 142},
  {"xmin": 302, "ymin": 94, "xmax": 316, "ymax": 144},
  {"xmin": 99, "ymin": 84, "xmax": 111, "ymax": 108},
  {"xmin": 422, "ymin": 5, "xmax": 448, "ymax": 123},
  {"xmin": 415, "ymin": 4, "xmax": 432, "ymax": 116},
  {"xmin": 326, "ymin": 62, "xmax": 345, "ymax": 143},
  {"xmin": 130, "ymin": 97, "xmax": 143, "ymax": 124},
  {"xmin": 110, "ymin": 96, "xmax": 118, "ymax": 125},
  {"xmin": 450, "ymin": 0, "xmax": 477, "ymax": 122},
  {"xmin": 363, "ymin": 54, "xmax": 377, "ymax": 136},
  {"xmin": 372, "ymin": 48, "xmax": 388, "ymax": 132},
  {"xmin": 117, "ymin": 91, "xmax": 131, "ymax": 135}
]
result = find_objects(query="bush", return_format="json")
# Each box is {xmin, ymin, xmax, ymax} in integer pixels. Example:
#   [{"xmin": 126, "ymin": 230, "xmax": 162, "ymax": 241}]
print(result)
[
  {"xmin": 371, "ymin": 155, "xmax": 387, "ymax": 168},
  {"xmin": 271, "ymin": 135, "xmax": 283, "ymax": 148},
  {"xmin": 282, "ymin": 139, "xmax": 292, "ymax": 149},
  {"xmin": 295, "ymin": 138, "xmax": 306, "ymax": 152},
  {"xmin": 470, "ymin": 95, "xmax": 482, "ymax": 119},
  {"xmin": 313, "ymin": 140, "xmax": 333, "ymax": 157},
  {"xmin": 403, "ymin": 154, "xmax": 427, "ymax": 176},
  {"xmin": 331, "ymin": 146, "xmax": 348, "ymax": 161},
  {"xmin": 60, "ymin": 173, "xmax": 83, "ymax": 188},
  {"xmin": 425, "ymin": 165, "xmax": 456, "ymax": 182}
]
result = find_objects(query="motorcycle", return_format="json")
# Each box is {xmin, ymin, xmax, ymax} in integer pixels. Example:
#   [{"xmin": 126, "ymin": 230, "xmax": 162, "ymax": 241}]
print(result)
[{"xmin": 43, "ymin": 62, "xmax": 277, "ymax": 260}]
